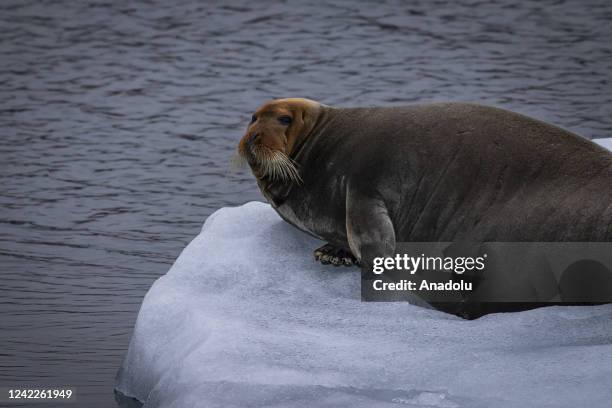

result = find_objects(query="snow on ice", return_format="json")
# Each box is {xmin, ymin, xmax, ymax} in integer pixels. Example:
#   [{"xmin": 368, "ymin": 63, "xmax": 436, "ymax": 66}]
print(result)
[{"xmin": 116, "ymin": 138, "xmax": 612, "ymax": 407}]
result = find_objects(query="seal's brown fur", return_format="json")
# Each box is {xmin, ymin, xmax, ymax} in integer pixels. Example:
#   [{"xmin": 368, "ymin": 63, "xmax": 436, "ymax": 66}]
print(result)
[
  {"xmin": 238, "ymin": 98, "xmax": 321, "ymax": 182},
  {"xmin": 238, "ymin": 98, "xmax": 612, "ymax": 318}
]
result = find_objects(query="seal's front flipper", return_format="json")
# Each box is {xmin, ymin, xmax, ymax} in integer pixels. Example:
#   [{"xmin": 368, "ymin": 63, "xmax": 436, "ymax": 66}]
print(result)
[
  {"xmin": 345, "ymin": 191, "xmax": 396, "ymax": 276},
  {"xmin": 314, "ymin": 244, "xmax": 358, "ymax": 267}
]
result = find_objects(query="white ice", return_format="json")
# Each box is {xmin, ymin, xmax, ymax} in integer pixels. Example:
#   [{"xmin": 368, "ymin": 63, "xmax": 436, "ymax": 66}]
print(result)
[
  {"xmin": 116, "ymin": 138, "xmax": 612, "ymax": 408},
  {"xmin": 594, "ymin": 137, "xmax": 612, "ymax": 151}
]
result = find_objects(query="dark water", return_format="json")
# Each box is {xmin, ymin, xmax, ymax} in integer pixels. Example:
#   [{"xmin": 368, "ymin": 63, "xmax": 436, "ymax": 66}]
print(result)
[{"xmin": 1, "ymin": 0, "xmax": 611, "ymax": 406}]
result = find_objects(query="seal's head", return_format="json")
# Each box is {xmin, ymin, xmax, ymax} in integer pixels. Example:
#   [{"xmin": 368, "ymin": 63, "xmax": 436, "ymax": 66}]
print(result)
[{"xmin": 238, "ymin": 98, "xmax": 321, "ymax": 184}]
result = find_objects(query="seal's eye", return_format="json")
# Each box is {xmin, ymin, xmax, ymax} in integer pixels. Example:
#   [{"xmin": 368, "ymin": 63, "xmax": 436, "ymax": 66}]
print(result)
[
  {"xmin": 250, "ymin": 115, "xmax": 257, "ymax": 124},
  {"xmin": 278, "ymin": 115, "xmax": 292, "ymax": 126}
]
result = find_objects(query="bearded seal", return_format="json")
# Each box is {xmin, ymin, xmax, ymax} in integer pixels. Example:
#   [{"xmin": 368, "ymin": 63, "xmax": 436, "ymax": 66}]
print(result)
[{"xmin": 237, "ymin": 98, "xmax": 612, "ymax": 317}]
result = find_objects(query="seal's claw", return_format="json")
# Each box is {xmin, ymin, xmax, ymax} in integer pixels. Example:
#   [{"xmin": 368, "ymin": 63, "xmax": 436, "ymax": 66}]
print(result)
[{"xmin": 313, "ymin": 244, "xmax": 357, "ymax": 267}]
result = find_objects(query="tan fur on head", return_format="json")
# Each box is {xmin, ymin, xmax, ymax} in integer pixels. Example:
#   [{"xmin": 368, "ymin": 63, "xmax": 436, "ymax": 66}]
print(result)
[{"xmin": 237, "ymin": 98, "xmax": 322, "ymax": 184}]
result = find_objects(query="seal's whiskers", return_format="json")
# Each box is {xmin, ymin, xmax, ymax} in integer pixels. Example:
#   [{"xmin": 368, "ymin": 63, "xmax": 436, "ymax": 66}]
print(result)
[{"xmin": 251, "ymin": 145, "xmax": 302, "ymax": 184}]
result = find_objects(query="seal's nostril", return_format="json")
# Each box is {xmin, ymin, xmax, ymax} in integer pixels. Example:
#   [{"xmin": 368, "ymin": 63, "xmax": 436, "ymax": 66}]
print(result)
[{"xmin": 247, "ymin": 132, "xmax": 258, "ymax": 144}]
